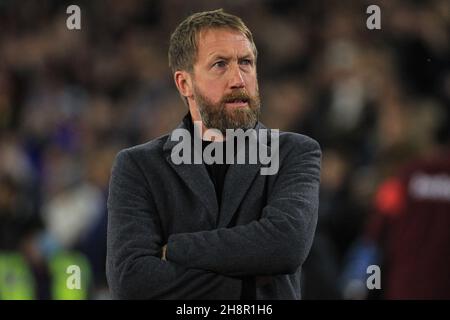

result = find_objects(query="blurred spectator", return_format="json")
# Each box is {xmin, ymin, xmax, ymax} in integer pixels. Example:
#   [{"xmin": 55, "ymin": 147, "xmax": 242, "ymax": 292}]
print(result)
[{"xmin": 342, "ymin": 145, "xmax": 450, "ymax": 299}]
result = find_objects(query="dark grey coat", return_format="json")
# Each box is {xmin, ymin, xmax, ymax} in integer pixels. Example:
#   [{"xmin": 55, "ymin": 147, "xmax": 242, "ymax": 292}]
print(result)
[{"xmin": 106, "ymin": 115, "xmax": 321, "ymax": 299}]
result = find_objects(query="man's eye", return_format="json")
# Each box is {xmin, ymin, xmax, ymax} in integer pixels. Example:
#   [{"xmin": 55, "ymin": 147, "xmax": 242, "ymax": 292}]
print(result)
[
  {"xmin": 213, "ymin": 61, "xmax": 227, "ymax": 68},
  {"xmin": 240, "ymin": 59, "xmax": 252, "ymax": 66}
]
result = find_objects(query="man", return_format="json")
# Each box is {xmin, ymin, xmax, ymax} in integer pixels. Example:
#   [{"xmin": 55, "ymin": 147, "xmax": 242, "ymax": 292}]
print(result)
[
  {"xmin": 365, "ymin": 148, "xmax": 450, "ymax": 299},
  {"xmin": 106, "ymin": 9, "xmax": 321, "ymax": 299}
]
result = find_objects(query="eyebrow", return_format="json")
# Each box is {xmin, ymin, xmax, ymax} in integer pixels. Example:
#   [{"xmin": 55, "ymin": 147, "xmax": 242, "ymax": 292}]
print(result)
[{"xmin": 207, "ymin": 53, "xmax": 254, "ymax": 63}]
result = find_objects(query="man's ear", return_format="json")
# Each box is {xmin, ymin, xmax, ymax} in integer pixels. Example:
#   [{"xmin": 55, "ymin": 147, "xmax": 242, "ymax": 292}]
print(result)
[{"xmin": 174, "ymin": 71, "xmax": 193, "ymax": 99}]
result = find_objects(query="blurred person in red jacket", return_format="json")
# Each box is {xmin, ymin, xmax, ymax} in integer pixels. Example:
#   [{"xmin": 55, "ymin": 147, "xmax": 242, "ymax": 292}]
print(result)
[
  {"xmin": 343, "ymin": 146, "xmax": 450, "ymax": 299},
  {"xmin": 369, "ymin": 147, "xmax": 450, "ymax": 299}
]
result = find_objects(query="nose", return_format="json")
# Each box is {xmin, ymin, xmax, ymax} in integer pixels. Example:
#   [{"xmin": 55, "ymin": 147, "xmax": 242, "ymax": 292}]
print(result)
[{"xmin": 229, "ymin": 64, "xmax": 245, "ymax": 89}]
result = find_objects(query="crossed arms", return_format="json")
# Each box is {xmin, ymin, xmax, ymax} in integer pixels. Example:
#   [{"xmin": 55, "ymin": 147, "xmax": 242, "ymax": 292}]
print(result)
[{"xmin": 106, "ymin": 137, "xmax": 321, "ymax": 299}]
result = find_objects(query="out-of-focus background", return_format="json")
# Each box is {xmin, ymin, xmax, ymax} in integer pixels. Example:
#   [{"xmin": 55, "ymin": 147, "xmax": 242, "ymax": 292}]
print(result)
[{"xmin": 0, "ymin": 0, "xmax": 449, "ymax": 299}]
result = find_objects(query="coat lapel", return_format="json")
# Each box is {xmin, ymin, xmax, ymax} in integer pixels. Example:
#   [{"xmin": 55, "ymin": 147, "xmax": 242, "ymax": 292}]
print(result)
[
  {"xmin": 163, "ymin": 115, "xmax": 271, "ymax": 228},
  {"xmin": 217, "ymin": 122, "xmax": 270, "ymax": 228},
  {"xmin": 163, "ymin": 115, "xmax": 218, "ymax": 220},
  {"xmin": 217, "ymin": 161, "xmax": 261, "ymax": 228}
]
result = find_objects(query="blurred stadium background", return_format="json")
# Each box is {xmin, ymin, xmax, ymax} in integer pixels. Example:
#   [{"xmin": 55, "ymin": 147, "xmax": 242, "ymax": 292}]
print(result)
[{"xmin": 0, "ymin": 0, "xmax": 449, "ymax": 299}]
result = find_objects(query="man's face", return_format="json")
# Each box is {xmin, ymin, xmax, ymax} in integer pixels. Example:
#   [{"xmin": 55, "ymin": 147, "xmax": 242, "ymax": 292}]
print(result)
[{"xmin": 190, "ymin": 28, "xmax": 261, "ymax": 133}]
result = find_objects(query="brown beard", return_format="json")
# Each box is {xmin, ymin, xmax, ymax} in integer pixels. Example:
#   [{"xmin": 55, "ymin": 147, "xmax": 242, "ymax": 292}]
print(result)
[{"xmin": 193, "ymin": 85, "xmax": 261, "ymax": 133}]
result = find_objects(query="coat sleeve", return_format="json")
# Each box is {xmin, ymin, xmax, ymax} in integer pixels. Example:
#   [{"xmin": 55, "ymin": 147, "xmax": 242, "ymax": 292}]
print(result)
[
  {"xmin": 166, "ymin": 136, "xmax": 321, "ymax": 277},
  {"xmin": 106, "ymin": 150, "xmax": 241, "ymax": 299}
]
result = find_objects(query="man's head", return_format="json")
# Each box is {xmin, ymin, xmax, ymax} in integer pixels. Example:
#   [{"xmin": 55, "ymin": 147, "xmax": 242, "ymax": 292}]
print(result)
[{"xmin": 169, "ymin": 9, "xmax": 261, "ymax": 133}]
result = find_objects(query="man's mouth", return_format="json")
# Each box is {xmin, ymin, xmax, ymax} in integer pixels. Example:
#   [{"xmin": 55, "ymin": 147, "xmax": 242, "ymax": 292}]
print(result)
[{"xmin": 225, "ymin": 98, "xmax": 249, "ymax": 108}]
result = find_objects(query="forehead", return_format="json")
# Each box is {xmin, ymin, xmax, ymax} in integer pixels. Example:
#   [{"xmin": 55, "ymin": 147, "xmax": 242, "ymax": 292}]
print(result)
[{"xmin": 196, "ymin": 28, "xmax": 254, "ymax": 60}]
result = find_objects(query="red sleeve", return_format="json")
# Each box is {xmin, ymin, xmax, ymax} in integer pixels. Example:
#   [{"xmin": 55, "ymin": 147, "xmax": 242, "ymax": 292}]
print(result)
[
  {"xmin": 374, "ymin": 177, "xmax": 406, "ymax": 216},
  {"xmin": 364, "ymin": 177, "xmax": 406, "ymax": 242}
]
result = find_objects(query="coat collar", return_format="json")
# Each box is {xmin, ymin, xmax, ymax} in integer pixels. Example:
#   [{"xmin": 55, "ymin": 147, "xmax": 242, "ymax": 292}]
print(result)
[{"xmin": 163, "ymin": 113, "xmax": 270, "ymax": 228}]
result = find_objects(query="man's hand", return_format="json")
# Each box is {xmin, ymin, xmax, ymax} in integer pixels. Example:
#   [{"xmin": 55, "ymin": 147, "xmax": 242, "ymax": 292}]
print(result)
[{"xmin": 161, "ymin": 244, "xmax": 167, "ymax": 260}]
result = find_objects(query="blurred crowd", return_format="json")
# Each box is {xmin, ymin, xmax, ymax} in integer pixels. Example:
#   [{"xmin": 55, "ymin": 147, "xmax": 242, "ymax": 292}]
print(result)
[{"xmin": 0, "ymin": 0, "xmax": 449, "ymax": 299}]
